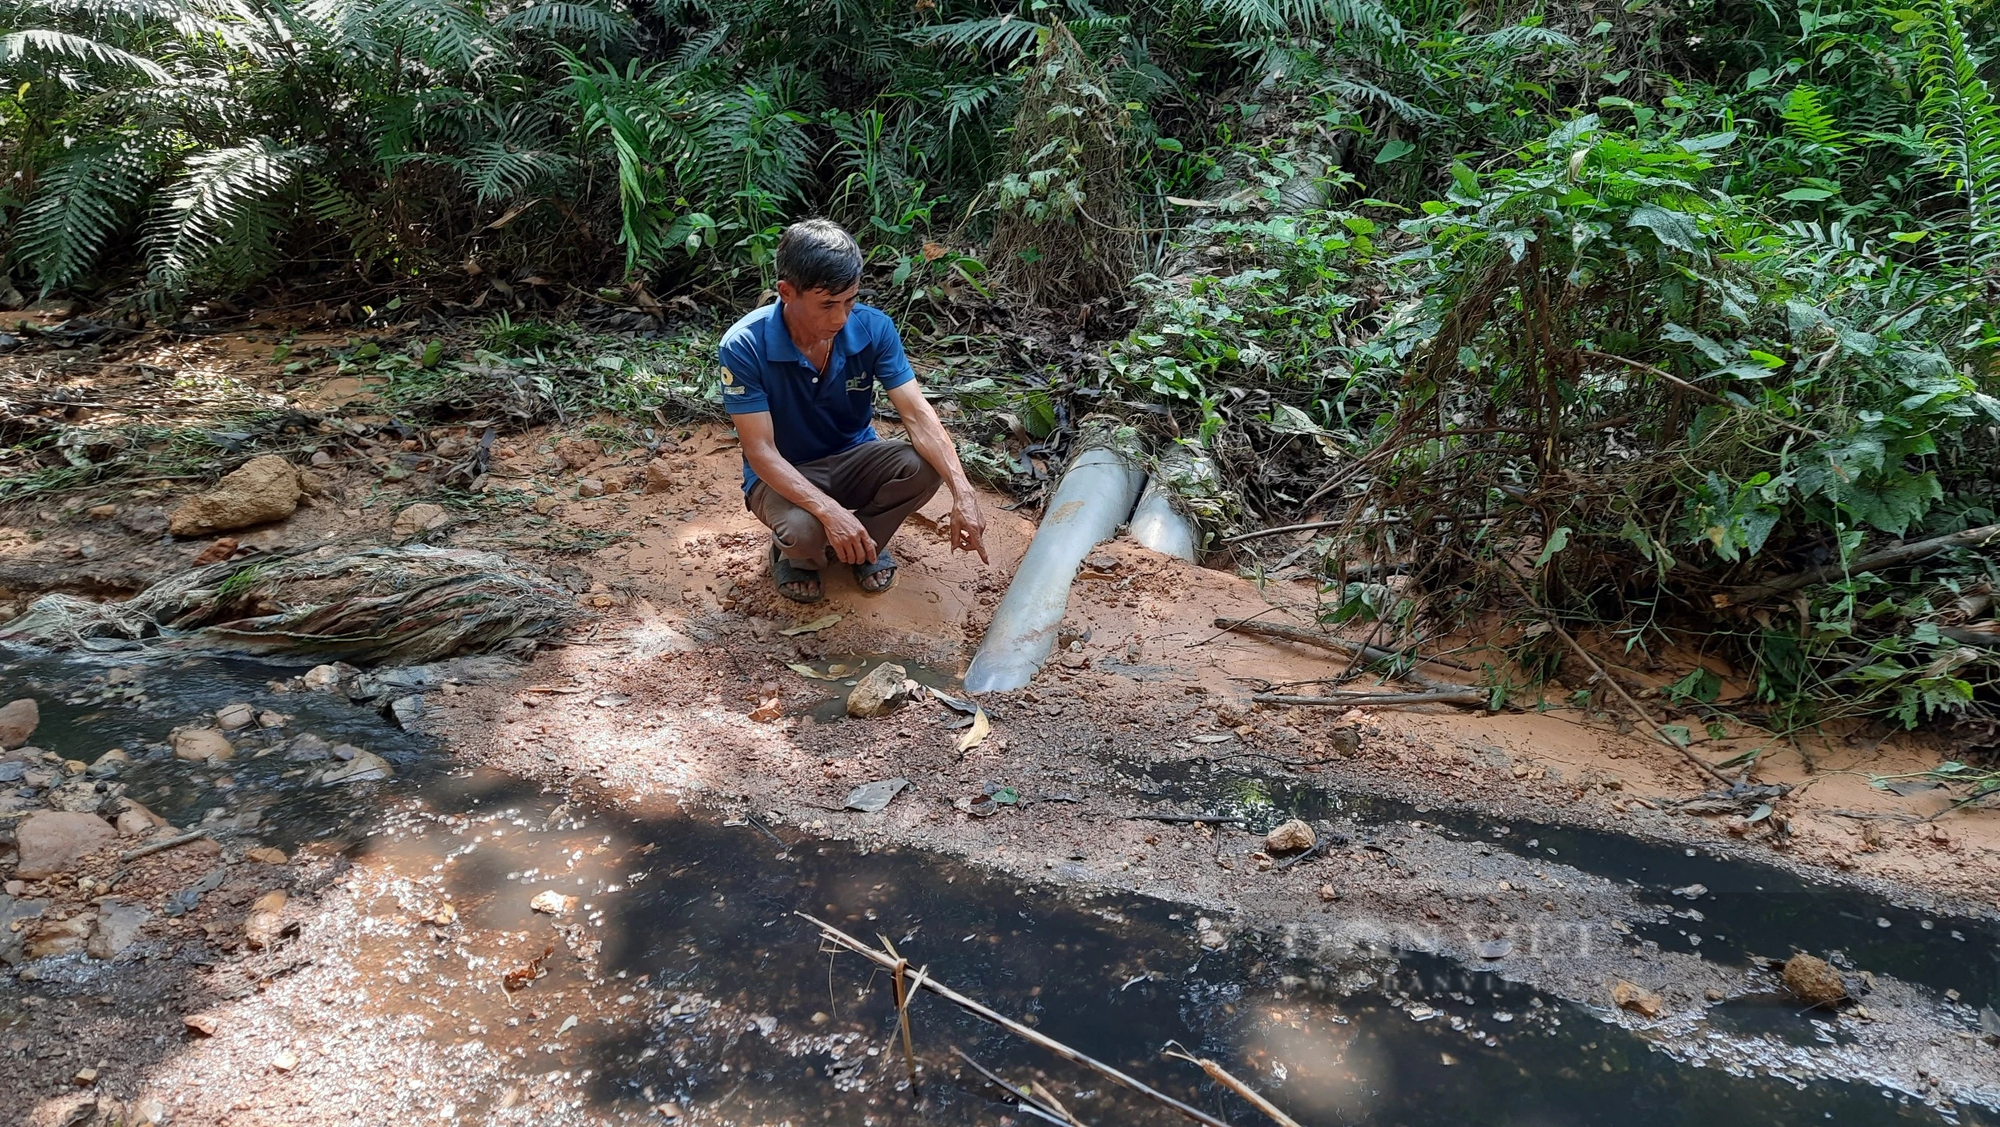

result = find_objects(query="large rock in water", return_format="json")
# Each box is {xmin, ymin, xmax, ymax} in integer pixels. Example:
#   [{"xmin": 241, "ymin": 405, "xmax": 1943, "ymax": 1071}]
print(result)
[
  {"xmin": 168, "ymin": 455, "xmax": 302, "ymax": 537},
  {"xmin": 846, "ymin": 663, "xmax": 912, "ymax": 718},
  {"xmin": 1782, "ymin": 954, "xmax": 1848, "ymax": 1007},
  {"xmin": 16, "ymin": 811, "xmax": 117, "ymax": 878},
  {"xmin": 0, "ymin": 698, "xmax": 37, "ymax": 748}
]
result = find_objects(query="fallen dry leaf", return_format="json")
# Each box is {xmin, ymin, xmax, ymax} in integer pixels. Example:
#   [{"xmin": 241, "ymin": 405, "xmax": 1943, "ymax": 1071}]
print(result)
[
  {"xmin": 786, "ymin": 663, "xmax": 841, "ymax": 681},
  {"xmin": 749, "ymin": 697, "xmax": 782, "ymax": 723},
  {"xmin": 779, "ymin": 613, "xmax": 843, "ymax": 636},
  {"xmin": 503, "ymin": 944, "xmax": 557, "ymax": 992},
  {"xmin": 956, "ymin": 707, "xmax": 990, "ymax": 752}
]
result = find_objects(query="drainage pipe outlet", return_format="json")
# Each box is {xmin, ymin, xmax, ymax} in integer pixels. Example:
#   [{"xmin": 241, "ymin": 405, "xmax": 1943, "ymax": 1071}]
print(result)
[
  {"xmin": 1127, "ymin": 476, "xmax": 1198, "ymax": 561},
  {"xmin": 962, "ymin": 444, "xmax": 1144, "ymax": 693}
]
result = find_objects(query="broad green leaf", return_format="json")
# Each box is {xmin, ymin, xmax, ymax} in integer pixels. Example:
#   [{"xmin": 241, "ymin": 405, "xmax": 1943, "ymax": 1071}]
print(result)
[
  {"xmin": 1778, "ymin": 187, "xmax": 1836, "ymax": 201},
  {"xmin": 1375, "ymin": 140, "xmax": 1415, "ymax": 163},
  {"xmin": 1535, "ymin": 526, "xmax": 1571, "ymax": 568},
  {"xmin": 1628, "ymin": 206, "xmax": 1702, "ymax": 252}
]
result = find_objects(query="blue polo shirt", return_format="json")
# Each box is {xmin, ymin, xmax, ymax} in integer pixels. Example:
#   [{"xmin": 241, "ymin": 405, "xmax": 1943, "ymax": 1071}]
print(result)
[{"xmin": 718, "ymin": 301, "xmax": 916, "ymax": 492}]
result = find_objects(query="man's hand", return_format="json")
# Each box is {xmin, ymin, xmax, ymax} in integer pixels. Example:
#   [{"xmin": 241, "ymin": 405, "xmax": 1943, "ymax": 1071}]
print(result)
[
  {"xmin": 949, "ymin": 495, "xmax": 989, "ymax": 562},
  {"xmin": 817, "ymin": 503, "xmax": 878, "ymax": 565}
]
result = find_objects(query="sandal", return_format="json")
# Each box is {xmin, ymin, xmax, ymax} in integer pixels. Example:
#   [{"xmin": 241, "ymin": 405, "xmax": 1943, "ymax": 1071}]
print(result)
[
  {"xmin": 771, "ymin": 545, "xmax": 824, "ymax": 604},
  {"xmin": 854, "ymin": 550, "xmax": 897, "ymax": 594}
]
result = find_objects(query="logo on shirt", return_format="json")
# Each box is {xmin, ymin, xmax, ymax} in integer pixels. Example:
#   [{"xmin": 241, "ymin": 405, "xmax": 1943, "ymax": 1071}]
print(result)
[
  {"xmin": 845, "ymin": 371, "xmax": 872, "ymax": 394},
  {"xmin": 722, "ymin": 366, "xmax": 747, "ymax": 395}
]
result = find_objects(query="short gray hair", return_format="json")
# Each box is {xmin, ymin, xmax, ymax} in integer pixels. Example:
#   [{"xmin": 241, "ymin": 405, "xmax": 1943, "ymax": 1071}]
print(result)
[{"xmin": 775, "ymin": 219, "xmax": 863, "ymax": 294}]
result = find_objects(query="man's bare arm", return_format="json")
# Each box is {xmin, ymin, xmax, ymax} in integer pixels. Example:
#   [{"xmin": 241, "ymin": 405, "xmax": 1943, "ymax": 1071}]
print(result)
[
  {"xmin": 886, "ymin": 380, "xmax": 988, "ymax": 562},
  {"xmin": 735, "ymin": 411, "xmax": 877, "ymax": 565}
]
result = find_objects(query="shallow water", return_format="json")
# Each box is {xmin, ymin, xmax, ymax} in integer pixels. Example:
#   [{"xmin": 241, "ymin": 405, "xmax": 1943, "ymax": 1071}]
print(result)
[
  {"xmin": 1119, "ymin": 758, "xmax": 2000, "ymax": 1013},
  {"xmin": 3, "ymin": 650, "xmax": 1991, "ymax": 1124}
]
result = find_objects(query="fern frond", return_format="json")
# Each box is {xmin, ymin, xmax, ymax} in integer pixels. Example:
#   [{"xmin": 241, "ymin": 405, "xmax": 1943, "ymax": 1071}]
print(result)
[
  {"xmin": 906, "ymin": 16, "xmax": 1044, "ymax": 58},
  {"xmin": 496, "ymin": 2, "xmax": 630, "ymax": 49},
  {"xmin": 1198, "ymin": 0, "xmax": 1401, "ymax": 40},
  {"xmin": 458, "ymin": 142, "xmax": 575, "ymax": 203},
  {"xmin": 1902, "ymin": 0, "xmax": 2000, "ymax": 266},
  {"xmin": 146, "ymin": 139, "xmax": 311, "ymax": 290},
  {"xmin": 14, "ymin": 139, "xmax": 158, "ymax": 291},
  {"xmin": 1781, "ymin": 85, "xmax": 1848, "ymax": 156},
  {"xmin": 372, "ymin": 0, "xmax": 497, "ymax": 72},
  {"xmin": 0, "ymin": 28, "xmax": 171, "ymax": 84}
]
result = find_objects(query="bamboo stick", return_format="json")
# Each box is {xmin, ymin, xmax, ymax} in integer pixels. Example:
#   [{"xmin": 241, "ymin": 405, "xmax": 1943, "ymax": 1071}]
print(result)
[
  {"xmin": 1212, "ymin": 617, "xmax": 1474, "ymax": 677},
  {"xmin": 801, "ymin": 914, "xmax": 1236, "ymax": 1127},
  {"xmin": 1163, "ymin": 1045, "xmax": 1304, "ymax": 1127}
]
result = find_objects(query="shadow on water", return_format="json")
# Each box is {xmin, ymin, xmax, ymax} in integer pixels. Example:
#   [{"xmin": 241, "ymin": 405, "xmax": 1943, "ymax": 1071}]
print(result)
[
  {"xmin": 1116, "ymin": 758, "xmax": 2000, "ymax": 1013},
  {"xmin": 3, "ymin": 650, "xmax": 1991, "ymax": 1124}
]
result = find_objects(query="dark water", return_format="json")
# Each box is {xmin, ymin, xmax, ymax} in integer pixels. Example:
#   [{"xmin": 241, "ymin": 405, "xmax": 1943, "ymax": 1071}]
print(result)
[
  {"xmin": 3, "ymin": 651, "xmax": 1989, "ymax": 1125},
  {"xmin": 1117, "ymin": 758, "xmax": 2000, "ymax": 1014}
]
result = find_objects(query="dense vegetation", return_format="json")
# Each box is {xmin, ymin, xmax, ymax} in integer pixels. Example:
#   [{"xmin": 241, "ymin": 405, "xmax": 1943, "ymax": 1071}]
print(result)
[{"xmin": 3, "ymin": 0, "xmax": 1997, "ymax": 749}]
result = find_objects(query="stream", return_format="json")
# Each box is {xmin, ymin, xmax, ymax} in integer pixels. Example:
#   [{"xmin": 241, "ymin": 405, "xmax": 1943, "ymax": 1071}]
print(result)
[{"xmin": 3, "ymin": 649, "xmax": 1995, "ymax": 1125}]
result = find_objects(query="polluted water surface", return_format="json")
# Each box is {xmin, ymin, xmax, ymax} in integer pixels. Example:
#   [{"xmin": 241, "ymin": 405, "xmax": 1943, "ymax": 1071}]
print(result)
[{"xmin": 0, "ymin": 650, "xmax": 1993, "ymax": 1125}]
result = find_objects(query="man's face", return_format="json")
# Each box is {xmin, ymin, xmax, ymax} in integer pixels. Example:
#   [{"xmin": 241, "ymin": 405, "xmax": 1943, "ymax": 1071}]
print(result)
[{"xmin": 777, "ymin": 279, "xmax": 860, "ymax": 345}]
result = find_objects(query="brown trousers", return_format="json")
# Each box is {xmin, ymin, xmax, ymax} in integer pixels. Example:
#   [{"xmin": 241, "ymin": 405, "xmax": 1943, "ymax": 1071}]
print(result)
[{"xmin": 747, "ymin": 439, "xmax": 941, "ymax": 566}]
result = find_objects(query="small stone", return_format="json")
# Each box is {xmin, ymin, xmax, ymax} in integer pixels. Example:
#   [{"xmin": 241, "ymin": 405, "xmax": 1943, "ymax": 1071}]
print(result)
[
  {"xmin": 0, "ymin": 698, "xmax": 39, "ymax": 748},
  {"xmin": 284, "ymin": 733, "xmax": 332, "ymax": 761},
  {"xmin": 87, "ymin": 504, "xmax": 118, "ymax": 519},
  {"xmin": 1611, "ymin": 980, "xmax": 1663, "ymax": 1018},
  {"xmin": 15, "ymin": 811, "xmax": 117, "ymax": 878},
  {"xmin": 1317, "ymin": 884, "xmax": 1339, "ymax": 903},
  {"xmin": 61, "ymin": 759, "xmax": 86, "ymax": 775},
  {"xmin": 643, "ymin": 459, "xmax": 675, "ymax": 494},
  {"xmin": 578, "ymin": 477, "xmax": 605, "ymax": 498},
  {"xmin": 534, "ymin": 494, "xmax": 560, "ymax": 515},
  {"xmin": 1782, "ymin": 954, "xmax": 1848, "ymax": 1008},
  {"xmin": 553, "ymin": 437, "xmax": 602, "ymax": 470},
  {"xmin": 1705, "ymin": 987, "xmax": 1725, "ymax": 1002},
  {"xmin": 215, "ymin": 702, "xmax": 256, "ymax": 731},
  {"xmin": 189, "ymin": 537, "xmax": 239, "ymax": 567},
  {"xmin": 310, "ymin": 449, "xmax": 334, "ymax": 467},
  {"xmin": 390, "ymin": 502, "xmax": 450, "ymax": 538},
  {"xmin": 301, "ymin": 665, "xmax": 343, "ymax": 692},
  {"xmin": 272, "ymin": 1050, "xmax": 297, "ymax": 1072},
  {"xmin": 172, "ymin": 728, "xmax": 234, "ymax": 762},
  {"xmin": 1264, "ymin": 819, "xmax": 1316, "ymax": 854},
  {"xmin": 246, "ymin": 847, "xmax": 289, "ymax": 865},
  {"xmin": 183, "ymin": 1013, "xmax": 220, "ymax": 1037},
  {"xmin": 86, "ymin": 749, "xmax": 129, "ymax": 778},
  {"xmin": 846, "ymin": 663, "xmax": 912, "ymax": 718},
  {"xmin": 530, "ymin": 890, "xmax": 577, "ymax": 916},
  {"xmin": 118, "ymin": 507, "xmax": 169, "ymax": 537},
  {"xmin": 319, "ymin": 749, "xmax": 392, "ymax": 785},
  {"xmin": 26, "ymin": 912, "xmax": 95, "ymax": 959},
  {"xmin": 257, "ymin": 710, "xmax": 285, "ymax": 729},
  {"xmin": 245, "ymin": 889, "xmax": 287, "ymax": 950},
  {"xmin": 73, "ymin": 1067, "xmax": 98, "ymax": 1086}
]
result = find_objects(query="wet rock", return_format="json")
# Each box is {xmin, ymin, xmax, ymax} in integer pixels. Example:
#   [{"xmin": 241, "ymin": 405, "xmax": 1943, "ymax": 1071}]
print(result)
[
  {"xmin": 330, "ymin": 742, "xmax": 360, "ymax": 761},
  {"xmin": 283, "ymin": 733, "xmax": 332, "ymax": 761},
  {"xmin": 386, "ymin": 694, "xmax": 424, "ymax": 730},
  {"xmin": 47, "ymin": 776, "xmax": 110, "ymax": 813},
  {"xmin": 1611, "ymin": 980, "xmax": 1664, "ymax": 1018},
  {"xmin": 113, "ymin": 800, "xmax": 170, "ymax": 837},
  {"xmin": 118, "ymin": 506, "xmax": 169, "ymax": 536},
  {"xmin": 215, "ymin": 702, "xmax": 256, "ymax": 731},
  {"xmin": 643, "ymin": 458, "xmax": 676, "ymax": 494},
  {"xmin": 0, "ymin": 894, "xmax": 49, "ymax": 965},
  {"xmin": 16, "ymin": 811, "xmax": 116, "ymax": 878},
  {"xmin": 86, "ymin": 749, "xmax": 129, "ymax": 778},
  {"xmin": 171, "ymin": 728, "xmax": 234, "ymax": 762},
  {"xmin": 25, "ymin": 911, "xmax": 95, "ymax": 959},
  {"xmin": 391, "ymin": 502, "xmax": 450, "ymax": 538},
  {"xmin": 1264, "ymin": 819, "xmax": 1316, "ymax": 854},
  {"xmin": 87, "ymin": 898, "xmax": 152, "ymax": 959},
  {"xmin": 530, "ymin": 890, "xmax": 577, "ymax": 916},
  {"xmin": 244, "ymin": 888, "xmax": 287, "ymax": 950},
  {"xmin": 0, "ymin": 759, "xmax": 23, "ymax": 784},
  {"xmin": 319, "ymin": 749, "xmax": 392, "ymax": 785},
  {"xmin": 301, "ymin": 664, "xmax": 347, "ymax": 692},
  {"xmin": 0, "ymin": 698, "xmax": 39, "ymax": 748},
  {"xmin": 554, "ymin": 437, "xmax": 602, "ymax": 470},
  {"xmin": 1782, "ymin": 954, "xmax": 1848, "ymax": 1008},
  {"xmin": 257, "ymin": 710, "xmax": 285, "ymax": 728},
  {"xmin": 846, "ymin": 663, "xmax": 913, "ymax": 718},
  {"xmin": 168, "ymin": 454, "xmax": 303, "ymax": 536}
]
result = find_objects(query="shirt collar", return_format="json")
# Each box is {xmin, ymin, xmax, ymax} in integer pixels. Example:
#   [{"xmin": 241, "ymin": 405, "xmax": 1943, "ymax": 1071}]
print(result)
[{"xmin": 765, "ymin": 300, "xmax": 860, "ymax": 368}]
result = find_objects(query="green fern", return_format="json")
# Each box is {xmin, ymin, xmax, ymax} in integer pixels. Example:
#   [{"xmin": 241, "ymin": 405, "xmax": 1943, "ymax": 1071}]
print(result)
[
  {"xmin": 146, "ymin": 139, "xmax": 311, "ymax": 289},
  {"xmin": 14, "ymin": 139, "xmax": 158, "ymax": 292},
  {"xmin": 1899, "ymin": 0, "xmax": 2000, "ymax": 269},
  {"xmin": 1782, "ymin": 85, "xmax": 1849, "ymax": 157}
]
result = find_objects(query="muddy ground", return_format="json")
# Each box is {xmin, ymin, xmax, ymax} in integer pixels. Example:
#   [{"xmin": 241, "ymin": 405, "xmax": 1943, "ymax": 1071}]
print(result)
[{"xmin": 2, "ymin": 325, "xmax": 1998, "ymax": 1124}]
